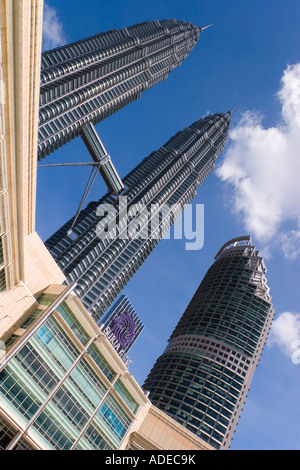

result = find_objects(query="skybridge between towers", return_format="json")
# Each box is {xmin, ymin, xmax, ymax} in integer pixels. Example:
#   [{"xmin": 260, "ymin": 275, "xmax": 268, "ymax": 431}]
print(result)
[{"xmin": 38, "ymin": 122, "xmax": 125, "ymax": 231}]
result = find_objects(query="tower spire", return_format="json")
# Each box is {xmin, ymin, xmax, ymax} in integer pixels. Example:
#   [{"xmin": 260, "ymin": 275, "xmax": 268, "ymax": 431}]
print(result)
[
  {"xmin": 38, "ymin": 19, "xmax": 204, "ymax": 162},
  {"xmin": 199, "ymin": 24, "xmax": 213, "ymax": 32},
  {"xmin": 227, "ymin": 103, "xmax": 240, "ymax": 115}
]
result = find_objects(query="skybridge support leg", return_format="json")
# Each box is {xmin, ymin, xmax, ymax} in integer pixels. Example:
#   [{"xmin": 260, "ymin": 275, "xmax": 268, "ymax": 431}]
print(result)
[{"xmin": 80, "ymin": 123, "xmax": 124, "ymax": 196}]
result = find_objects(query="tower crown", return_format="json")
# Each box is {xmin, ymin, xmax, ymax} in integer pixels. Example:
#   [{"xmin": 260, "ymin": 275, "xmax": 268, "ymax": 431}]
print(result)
[
  {"xmin": 38, "ymin": 19, "xmax": 203, "ymax": 161},
  {"xmin": 215, "ymin": 235, "xmax": 251, "ymax": 260}
]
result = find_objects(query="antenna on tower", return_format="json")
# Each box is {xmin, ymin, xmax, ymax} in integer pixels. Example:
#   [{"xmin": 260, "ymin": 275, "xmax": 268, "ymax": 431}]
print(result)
[
  {"xmin": 228, "ymin": 103, "xmax": 240, "ymax": 115},
  {"xmin": 200, "ymin": 24, "xmax": 213, "ymax": 32}
]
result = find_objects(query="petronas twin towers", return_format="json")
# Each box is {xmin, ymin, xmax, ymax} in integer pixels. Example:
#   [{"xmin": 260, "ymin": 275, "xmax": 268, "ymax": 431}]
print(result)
[
  {"xmin": 40, "ymin": 19, "xmax": 274, "ymax": 450},
  {"xmin": 41, "ymin": 18, "xmax": 230, "ymax": 316}
]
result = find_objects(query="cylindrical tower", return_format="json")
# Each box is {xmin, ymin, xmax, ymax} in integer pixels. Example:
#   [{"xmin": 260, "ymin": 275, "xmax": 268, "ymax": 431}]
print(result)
[{"xmin": 143, "ymin": 236, "xmax": 275, "ymax": 450}]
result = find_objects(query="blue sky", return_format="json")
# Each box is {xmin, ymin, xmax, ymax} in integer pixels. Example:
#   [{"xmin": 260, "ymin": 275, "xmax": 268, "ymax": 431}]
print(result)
[{"xmin": 37, "ymin": 0, "xmax": 300, "ymax": 450}]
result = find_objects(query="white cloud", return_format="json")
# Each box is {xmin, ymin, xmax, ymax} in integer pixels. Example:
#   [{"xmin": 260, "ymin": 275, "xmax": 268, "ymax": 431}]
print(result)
[
  {"xmin": 216, "ymin": 63, "xmax": 300, "ymax": 259},
  {"xmin": 42, "ymin": 2, "xmax": 66, "ymax": 51},
  {"xmin": 268, "ymin": 312, "xmax": 300, "ymax": 358},
  {"xmin": 278, "ymin": 228, "xmax": 300, "ymax": 261}
]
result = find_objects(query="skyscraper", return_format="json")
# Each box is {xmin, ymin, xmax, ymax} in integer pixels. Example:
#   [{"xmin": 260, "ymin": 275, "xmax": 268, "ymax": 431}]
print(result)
[
  {"xmin": 38, "ymin": 19, "xmax": 206, "ymax": 162},
  {"xmin": 143, "ymin": 236, "xmax": 275, "ymax": 450},
  {"xmin": 45, "ymin": 111, "xmax": 231, "ymax": 321}
]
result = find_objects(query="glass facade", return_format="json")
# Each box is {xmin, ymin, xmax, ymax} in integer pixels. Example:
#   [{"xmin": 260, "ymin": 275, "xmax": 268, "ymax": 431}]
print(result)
[
  {"xmin": 45, "ymin": 112, "xmax": 231, "ymax": 321},
  {"xmin": 38, "ymin": 19, "xmax": 202, "ymax": 160},
  {"xmin": 0, "ymin": 295, "xmax": 141, "ymax": 450},
  {"xmin": 143, "ymin": 237, "xmax": 275, "ymax": 450},
  {"xmin": 0, "ymin": 417, "xmax": 35, "ymax": 450},
  {"xmin": 114, "ymin": 379, "xmax": 139, "ymax": 414},
  {"xmin": 144, "ymin": 353, "xmax": 242, "ymax": 448}
]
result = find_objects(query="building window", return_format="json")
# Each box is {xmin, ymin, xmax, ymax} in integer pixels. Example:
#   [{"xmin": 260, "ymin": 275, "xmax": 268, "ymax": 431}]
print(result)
[
  {"xmin": 114, "ymin": 379, "xmax": 139, "ymax": 414},
  {"xmin": 0, "ymin": 266, "xmax": 6, "ymax": 292},
  {"xmin": 88, "ymin": 343, "xmax": 115, "ymax": 382},
  {"xmin": 56, "ymin": 302, "xmax": 90, "ymax": 345},
  {"xmin": 0, "ymin": 365, "xmax": 42, "ymax": 420},
  {"xmin": 98, "ymin": 395, "xmax": 131, "ymax": 445}
]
